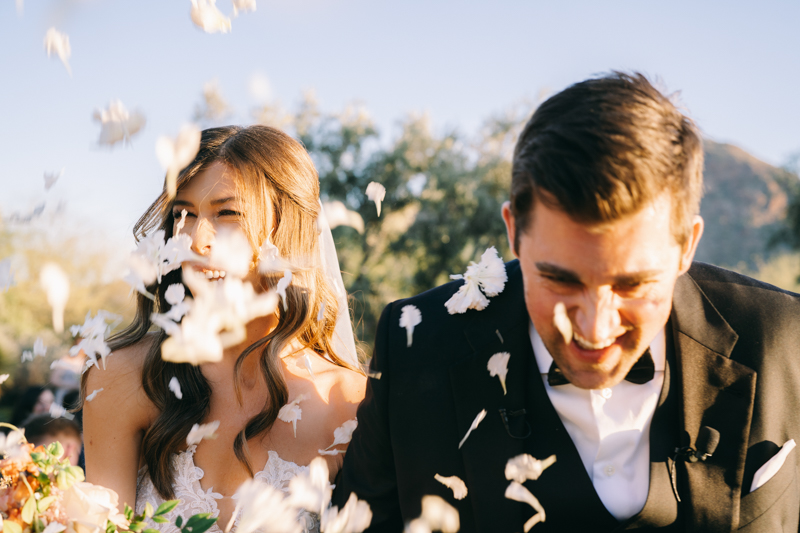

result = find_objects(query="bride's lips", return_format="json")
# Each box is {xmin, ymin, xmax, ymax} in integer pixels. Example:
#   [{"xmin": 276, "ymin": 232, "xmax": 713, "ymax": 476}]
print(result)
[{"xmin": 184, "ymin": 262, "xmax": 227, "ymax": 280}]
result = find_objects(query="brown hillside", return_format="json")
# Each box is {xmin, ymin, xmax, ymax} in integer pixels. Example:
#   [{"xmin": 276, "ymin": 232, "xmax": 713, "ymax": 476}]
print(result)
[{"xmin": 695, "ymin": 140, "xmax": 795, "ymax": 268}]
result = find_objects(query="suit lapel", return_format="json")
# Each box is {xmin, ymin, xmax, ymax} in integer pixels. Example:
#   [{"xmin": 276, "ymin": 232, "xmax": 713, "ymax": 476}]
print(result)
[
  {"xmin": 451, "ymin": 265, "xmax": 617, "ymax": 532},
  {"xmin": 670, "ymin": 273, "xmax": 756, "ymax": 533}
]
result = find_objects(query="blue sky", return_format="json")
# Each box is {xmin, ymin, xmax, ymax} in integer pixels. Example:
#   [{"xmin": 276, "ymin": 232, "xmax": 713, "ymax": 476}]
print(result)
[{"xmin": 1, "ymin": 0, "xmax": 799, "ymax": 253}]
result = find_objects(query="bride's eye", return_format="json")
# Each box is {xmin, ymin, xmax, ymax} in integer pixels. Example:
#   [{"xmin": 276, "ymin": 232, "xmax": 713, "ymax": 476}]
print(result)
[
  {"xmin": 218, "ymin": 209, "xmax": 242, "ymax": 217},
  {"xmin": 173, "ymin": 211, "xmax": 196, "ymax": 219}
]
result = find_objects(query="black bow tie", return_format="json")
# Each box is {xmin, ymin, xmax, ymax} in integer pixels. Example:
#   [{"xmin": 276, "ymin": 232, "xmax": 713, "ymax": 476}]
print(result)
[{"xmin": 547, "ymin": 348, "xmax": 655, "ymax": 387}]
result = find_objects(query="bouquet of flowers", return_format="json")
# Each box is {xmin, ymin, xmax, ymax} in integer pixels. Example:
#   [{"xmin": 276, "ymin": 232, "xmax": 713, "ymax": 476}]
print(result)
[{"xmin": 0, "ymin": 425, "xmax": 216, "ymax": 533}]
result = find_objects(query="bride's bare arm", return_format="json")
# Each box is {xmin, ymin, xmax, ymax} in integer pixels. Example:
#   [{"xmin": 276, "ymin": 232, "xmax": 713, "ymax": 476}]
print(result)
[{"xmin": 83, "ymin": 336, "xmax": 156, "ymax": 511}]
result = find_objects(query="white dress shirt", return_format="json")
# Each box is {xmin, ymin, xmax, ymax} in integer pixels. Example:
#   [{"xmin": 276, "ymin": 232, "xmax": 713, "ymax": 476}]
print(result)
[{"xmin": 530, "ymin": 323, "xmax": 666, "ymax": 521}]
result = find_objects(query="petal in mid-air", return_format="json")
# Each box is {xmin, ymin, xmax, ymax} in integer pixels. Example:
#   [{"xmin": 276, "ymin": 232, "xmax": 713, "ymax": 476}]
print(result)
[
  {"xmin": 365, "ymin": 182, "xmax": 386, "ymax": 216},
  {"xmin": 399, "ymin": 305, "xmax": 422, "ymax": 347},
  {"xmin": 186, "ymin": 420, "xmax": 220, "ymax": 445},
  {"xmin": 93, "ymin": 100, "xmax": 146, "ymax": 147},
  {"xmin": 156, "ymin": 124, "xmax": 202, "ymax": 199},
  {"xmin": 190, "ymin": 0, "xmax": 232, "ymax": 33},
  {"xmin": 44, "ymin": 28, "xmax": 71, "ymax": 75}
]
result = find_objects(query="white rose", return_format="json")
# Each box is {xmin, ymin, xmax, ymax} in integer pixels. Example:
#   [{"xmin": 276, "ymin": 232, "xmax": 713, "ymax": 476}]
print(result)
[{"xmin": 63, "ymin": 482, "xmax": 128, "ymax": 533}]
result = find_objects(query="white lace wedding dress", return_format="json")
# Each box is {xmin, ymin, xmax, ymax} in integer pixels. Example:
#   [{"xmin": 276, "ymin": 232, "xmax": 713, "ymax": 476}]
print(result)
[{"xmin": 136, "ymin": 445, "xmax": 320, "ymax": 533}]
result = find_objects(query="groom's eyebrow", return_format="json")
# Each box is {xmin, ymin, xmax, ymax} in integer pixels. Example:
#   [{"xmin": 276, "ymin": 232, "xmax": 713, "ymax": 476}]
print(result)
[
  {"xmin": 536, "ymin": 262, "xmax": 664, "ymax": 285},
  {"xmin": 535, "ymin": 263, "xmax": 581, "ymax": 283}
]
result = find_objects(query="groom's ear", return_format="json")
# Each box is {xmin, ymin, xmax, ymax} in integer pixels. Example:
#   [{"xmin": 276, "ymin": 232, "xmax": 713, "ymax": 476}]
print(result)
[{"xmin": 501, "ymin": 201, "xmax": 518, "ymax": 257}]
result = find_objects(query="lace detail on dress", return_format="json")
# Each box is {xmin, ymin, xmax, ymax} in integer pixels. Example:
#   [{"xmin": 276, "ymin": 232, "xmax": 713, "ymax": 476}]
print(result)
[{"xmin": 136, "ymin": 447, "xmax": 319, "ymax": 533}]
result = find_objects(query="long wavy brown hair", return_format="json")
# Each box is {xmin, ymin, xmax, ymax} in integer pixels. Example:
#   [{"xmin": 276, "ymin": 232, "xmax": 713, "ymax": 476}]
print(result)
[{"xmin": 82, "ymin": 125, "xmax": 358, "ymax": 499}]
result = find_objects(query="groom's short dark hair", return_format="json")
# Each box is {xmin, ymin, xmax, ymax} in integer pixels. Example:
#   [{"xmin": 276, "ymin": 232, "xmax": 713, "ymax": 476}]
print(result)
[{"xmin": 510, "ymin": 72, "xmax": 703, "ymax": 250}]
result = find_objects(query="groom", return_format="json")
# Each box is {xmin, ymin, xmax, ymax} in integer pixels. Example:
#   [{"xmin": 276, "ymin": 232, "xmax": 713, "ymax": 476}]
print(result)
[{"xmin": 333, "ymin": 73, "xmax": 800, "ymax": 532}]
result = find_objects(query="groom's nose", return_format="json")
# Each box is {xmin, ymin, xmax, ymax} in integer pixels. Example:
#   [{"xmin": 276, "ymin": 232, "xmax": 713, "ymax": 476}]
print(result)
[{"xmin": 573, "ymin": 287, "xmax": 623, "ymax": 343}]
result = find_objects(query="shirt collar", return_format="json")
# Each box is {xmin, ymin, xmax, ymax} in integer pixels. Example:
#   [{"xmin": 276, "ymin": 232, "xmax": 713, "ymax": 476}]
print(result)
[{"xmin": 530, "ymin": 322, "xmax": 667, "ymax": 376}]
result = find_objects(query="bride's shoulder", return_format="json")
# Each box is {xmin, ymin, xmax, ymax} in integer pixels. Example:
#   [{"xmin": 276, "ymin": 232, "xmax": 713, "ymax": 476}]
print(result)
[
  {"xmin": 83, "ymin": 332, "xmax": 159, "ymax": 424},
  {"xmin": 314, "ymin": 354, "xmax": 366, "ymax": 406}
]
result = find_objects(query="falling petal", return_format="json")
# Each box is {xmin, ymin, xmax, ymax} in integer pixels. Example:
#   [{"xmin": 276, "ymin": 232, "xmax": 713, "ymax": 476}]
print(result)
[
  {"xmin": 276, "ymin": 269, "xmax": 293, "ymax": 311},
  {"xmin": 257, "ymin": 231, "xmax": 292, "ymax": 273},
  {"xmin": 324, "ymin": 419, "xmax": 358, "ymax": 451},
  {"xmin": 194, "ymin": 79, "xmax": 232, "ymax": 123},
  {"xmin": 303, "ymin": 353, "xmax": 316, "ymax": 380},
  {"xmin": 21, "ymin": 350, "xmax": 33, "ymax": 363},
  {"xmin": 49, "ymin": 403, "xmax": 74, "ymax": 420},
  {"xmin": 458, "ymin": 409, "xmax": 487, "ymax": 449},
  {"xmin": 231, "ymin": 479, "xmax": 302, "ymax": 533},
  {"xmin": 317, "ymin": 301, "xmax": 325, "ymax": 322},
  {"xmin": 419, "ymin": 495, "xmax": 460, "ymax": 533},
  {"xmin": 44, "ymin": 169, "xmax": 63, "ymax": 190},
  {"xmin": 399, "ymin": 305, "xmax": 422, "ymax": 347},
  {"xmin": 320, "ymin": 492, "xmax": 373, "ymax": 533},
  {"xmin": 156, "ymin": 124, "xmax": 202, "ymax": 199},
  {"xmin": 496, "ymin": 329, "xmax": 504, "ymax": 344},
  {"xmin": 232, "ymin": 0, "xmax": 257, "ymax": 15},
  {"xmin": 43, "ymin": 28, "xmax": 71, "ymax": 75},
  {"xmin": 175, "ymin": 209, "xmax": 188, "ymax": 234},
  {"xmin": 33, "ymin": 338, "xmax": 47, "ymax": 357},
  {"xmin": 505, "ymin": 482, "xmax": 546, "ymax": 532},
  {"xmin": 365, "ymin": 182, "xmax": 386, "ymax": 216},
  {"xmin": 40, "ymin": 262, "xmax": 70, "ymax": 333},
  {"xmin": 323, "ymin": 200, "xmax": 365, "ymax": 233},
  {"xmin": 286, "ymin": 456, "xmax": 332, "ymax": 515},
  {"xmin": 553, "ymin": 302, "xmax": 572, "ymax": 345},
  {"xmin": 487, "ymin": 352, "xmax": 510, "ymax": 395},
  {"xmin": 505, "ymin": 454, "xmax": 557, "ymax": 483},
  {"xmin": 434, "ymin": 474, "xmax": 468, "ymax": 500},
  {"xmin": 92, "ymin": 100, "xmax": 146, "ymax": 147},
  {"xmin": 278, "ymin": 394, "xmax": 306, "ymax": 438},
  {"xmin": 476, "ymin": 246, "xmax": 507, "ymax": 297},
  {"xmin": 169, "ymin": 376, "xmax": 183, "ymax": 399},
  {"xmin": 187, "ymin": 420, "xmax": 220, "ymax": 445},
  {"xmin": 190, "ymin": 0, "xmax": 232, "ymax": 33},
  {"xmin": 85, "ymin": 388, "xmax": 103, "ymax": 401},
  {"xmin": 210, "ymin": 229, "xmax": 253, "ymax": 279},
  {"xmin": 0, "ymin": 374, "xmax": 9, "ymax": 385},
  {"xmin": 317, "ymin": 449, "xmax": 345, "ymax": 456}
]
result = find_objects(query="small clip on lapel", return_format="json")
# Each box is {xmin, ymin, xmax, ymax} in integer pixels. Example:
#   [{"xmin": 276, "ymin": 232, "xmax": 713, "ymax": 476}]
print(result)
[{"xmin": 499, "ymin": 408, "xmax": 532, "ymax": 440}]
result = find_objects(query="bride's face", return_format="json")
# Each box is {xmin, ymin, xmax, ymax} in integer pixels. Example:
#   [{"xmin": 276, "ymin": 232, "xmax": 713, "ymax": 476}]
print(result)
[{"xmin": 172, "ymin": 161, "xmax": 262, "ymax": 283}]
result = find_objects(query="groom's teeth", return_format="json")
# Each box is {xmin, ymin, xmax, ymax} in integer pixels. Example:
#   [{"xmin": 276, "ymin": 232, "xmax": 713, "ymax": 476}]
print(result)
[
  {"xmin": 205, "ymin": 270, "xmax": 214, "ymax": 279},
  {"xmin": 573, "ymin": 332, "xmax": 615, "ymax": 350}
]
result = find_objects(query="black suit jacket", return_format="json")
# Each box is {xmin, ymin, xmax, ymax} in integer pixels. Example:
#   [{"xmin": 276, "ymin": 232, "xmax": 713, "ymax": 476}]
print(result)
[{"xmin": 334, "ymin": 261, "xmax": 800, "ymax": 532}]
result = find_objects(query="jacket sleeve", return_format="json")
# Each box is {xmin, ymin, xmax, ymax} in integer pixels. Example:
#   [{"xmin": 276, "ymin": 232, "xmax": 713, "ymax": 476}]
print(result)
[{"xmin": 333, "ymin": 303, "xmax": 404, "ymax": 532}]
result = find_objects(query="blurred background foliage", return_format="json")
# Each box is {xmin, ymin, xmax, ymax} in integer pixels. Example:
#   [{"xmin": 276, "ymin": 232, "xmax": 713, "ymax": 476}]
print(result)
[{"xmin": 1, "ymin": 94, "xmax": 800, "ymax": 391}]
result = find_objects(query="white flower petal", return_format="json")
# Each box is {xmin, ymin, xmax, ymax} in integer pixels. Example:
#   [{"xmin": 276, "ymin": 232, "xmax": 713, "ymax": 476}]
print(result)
[
  {"xmin": 40, "ymin": 262, "xmax": 70, "ymax": 333},
  {"xmin": 86, "ymin": 388, "xmax": 103, "ymax": 401},
  {"xmin": 278, "ymin": 394, "xmax": 306, "ymax": 438},
  {"xmin": 169, "ymin": 377, "xmax": 183, "ymax": 400},
  {"xmin": 44, "ymin": 168, "xmax": 63, "ymax": 190},
  {"xmin": 0, "ymin": 259, "xmax": 15, "ymax": 293},
  {"xmin": 553, "ymin": 302, "xmax": 573, "ymax": 345},
  {"xmin": 487, "ymin": 352, "xmax": 511, "ymax": 395},
  {"xmin": 276, "ymin": 269, "xmax": 293, "ymax": 312},
  {"xmin": 416, "ymin": 495, "xmax": 459, "ymax": 533},
  {"xmin": 287, "ymin": 456, "xmax": 332, "ymax": 515},
  {"xmin": 320, "ymin": 492, "xmax": 372, "ymax": 533},
  {"xmin": 93, "ymin": 100, "xmax": 146, "ymax": 147},
  {"xmin": 230, "ymin": 479, "xmax": 302, "ymax": 533},
  {"xmin": 156, "ymin": 124, "xmax": 201, "ymax": 199},
  {"xmin": 505, "ymin": 482, "xmax": 546, "ymax": 532},
  {"xmin": 0, "ymin": 374, "xmax": 9, "ymax": 385},
  {"xmin": 365, "ymin": 182, "xmax": 386, "ymax": 217},
  {"xmin": 434, "ymin": 474, "xmax": 468, "ymax": 500},
  {"xmin": 190, "ymin": 0, "xmax": 232, "ymax": 33},
  {"xmin": 187, "ymin": 420, "xmax": 220, "ymax": 445},
  {"xmin": 232, "ymin": 0, "xmax": 257, "ymax": 15},
  {"xmin": 323, "ymin": 200, "xmax": 365, "ymax": 234},
  {"xmin": 458, "ymin": 409, "xmax": 487, "ymax": 449},
  {"xmin": 505, "ymin": 453, "xmax": 556, "ymax": 484},
  {"xmin": 43, "ymin": 28, "xmax": 71, "ymax": 75},
  {"xmin": 399, "ymin": 305, "xmax": 422, "ymax": 347}
]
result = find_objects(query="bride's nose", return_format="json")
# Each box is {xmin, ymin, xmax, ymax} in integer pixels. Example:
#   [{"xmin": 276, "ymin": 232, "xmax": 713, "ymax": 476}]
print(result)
[{"xmin": 190, "ymin": 218, "xmax": 215, "ymax": 256}]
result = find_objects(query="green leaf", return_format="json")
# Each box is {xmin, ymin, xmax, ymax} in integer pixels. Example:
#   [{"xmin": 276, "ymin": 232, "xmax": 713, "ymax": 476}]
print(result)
[
  {"xmin": 67, "ymin": 466, "xmax": 85, "ymax": 483},
  {"xmin": 124, "ymin": 505, "xmax": 134, "ymax": 521},
  {"xmin": 37, "ymin": 496, "xmax": 56, "ymax": 513},
  {"xmin": 128, "ymin": 522, "xmax": 146, "ymax": 533},
  {"xmin": 155, "ymin": 500, "xmax": 180, "ymax": 516},
  {"xmin": 143, "ymin": 529, "xmax": 161, "ymax": 533},
  {"xmin": 175, "ymin": 515, "xmax": 183, "ymax": 528},
  {"xmin": 144, "ymin": 502, "xmax": 154, "ymax": 518},
  {"xmin": 152, "ymin": 517, "xmax": 169, "ymax": 524},
  {"xmin": 21, "ymin": 495, "xmax": 37, "ymax": 524},
  {"xmin": 184, "ymin": 516, "xmax": 217, "ymax": 533},
  {"xmin": 106, "ymin": 520, "xmax": 118, "ymax": 533},
  {"xmin": 4, "ymin": 520, "xmax": 22, "ymax": 533}
]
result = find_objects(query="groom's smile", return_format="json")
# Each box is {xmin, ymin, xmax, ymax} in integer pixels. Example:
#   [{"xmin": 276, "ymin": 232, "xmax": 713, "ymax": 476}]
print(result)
[{"xmin": 502, "ymin": 191, "xmax": 703, "ymax": 390}]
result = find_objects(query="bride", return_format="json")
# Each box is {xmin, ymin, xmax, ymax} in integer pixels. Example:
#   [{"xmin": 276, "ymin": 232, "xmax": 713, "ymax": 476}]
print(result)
[{"xmin": 82, "ymin": 125, "xmax": 367, "ymax": 533}]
